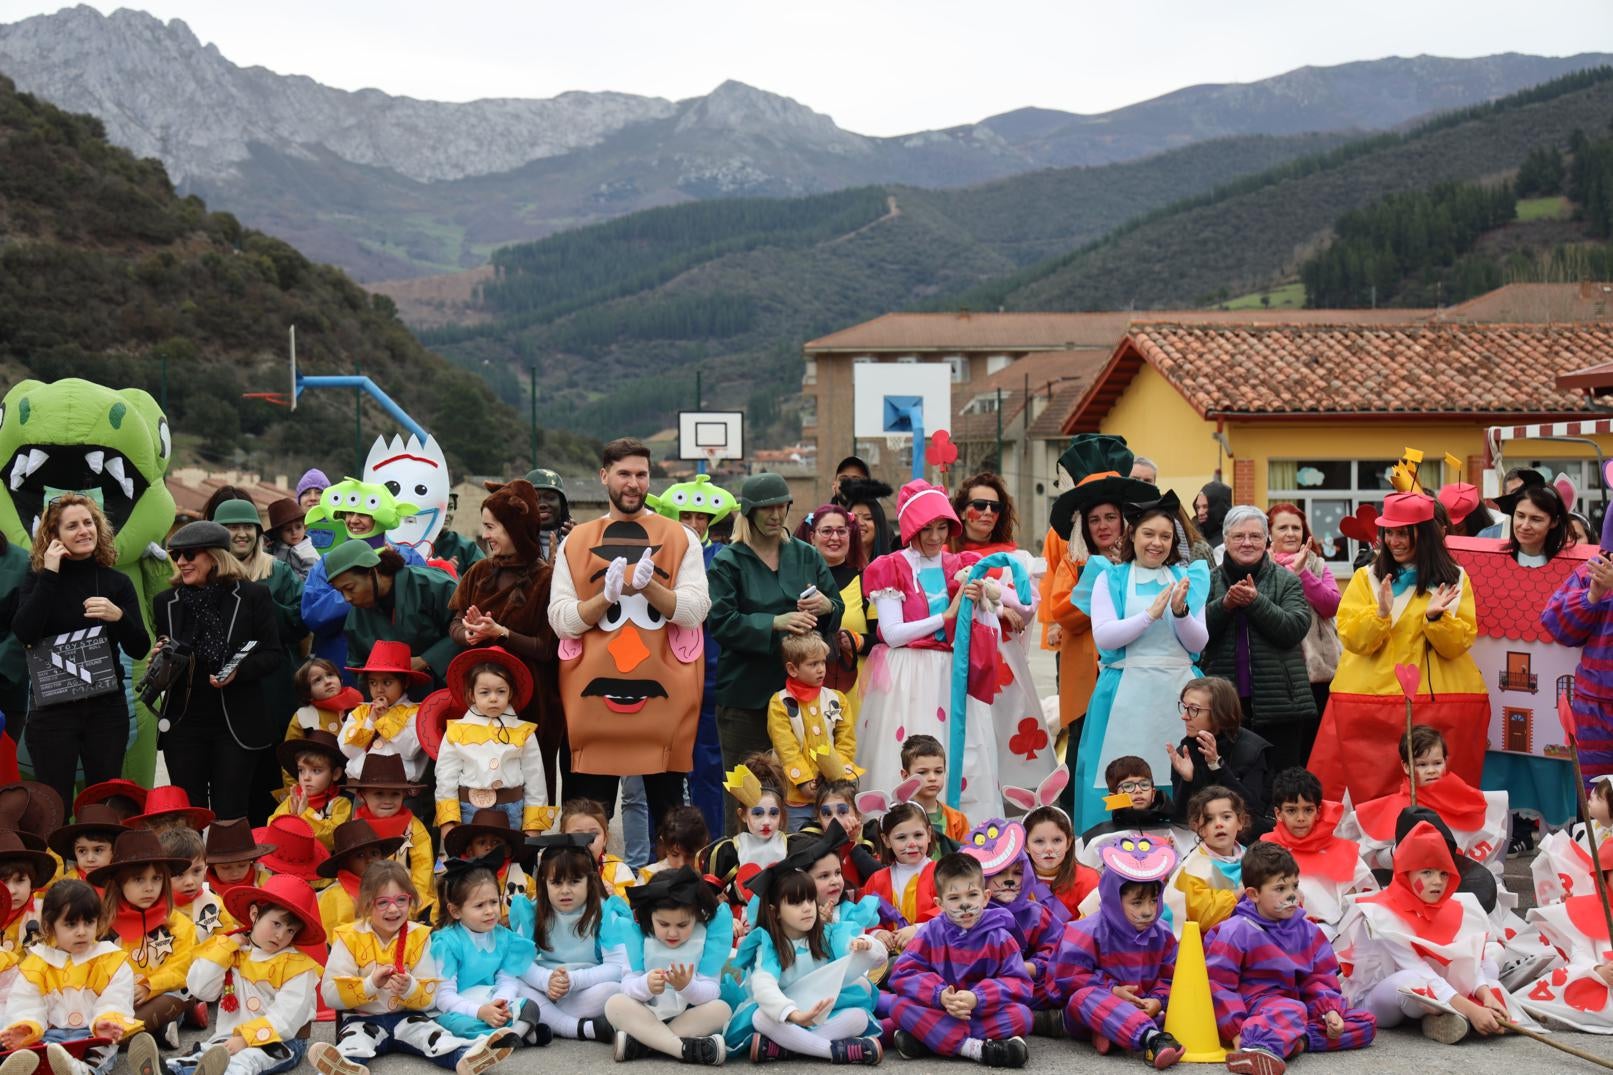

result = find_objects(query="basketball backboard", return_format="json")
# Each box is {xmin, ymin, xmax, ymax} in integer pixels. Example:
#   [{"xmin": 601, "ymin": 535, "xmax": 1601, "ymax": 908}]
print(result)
[
  {"xmin": 853, "ymin": 362, "xmax": 951, "ymax": 440},
  {"xmin": 678, "ymin": 411, "xmax": 745, "ymax": 462}
]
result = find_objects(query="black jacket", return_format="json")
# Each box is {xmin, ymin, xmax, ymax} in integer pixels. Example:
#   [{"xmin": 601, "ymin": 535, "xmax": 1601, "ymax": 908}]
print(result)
[
  {"xmin": 1203, "ymin": 557, "xmax": 1317, "ymax": 727},
  {"xmin": 13, "ymin": 559, "xmax": 149, "ymax": 705},
  {"xmin": 1169, "ymin": 727, "xmax": 1273, "ymax": 833},
  {"xmin": 151, "ymin": 580, "xmax": 283, "ymax": 750}
]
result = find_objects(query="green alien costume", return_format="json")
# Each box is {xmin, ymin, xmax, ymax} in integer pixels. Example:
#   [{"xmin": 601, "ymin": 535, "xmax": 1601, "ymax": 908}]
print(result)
[
  {"xmin": 0, "ymin": 378, "xmax": 178, "ymax": 785},
  {"xmin": 647, "ymin": 474, "xmax": 737, "ymax": 545}
]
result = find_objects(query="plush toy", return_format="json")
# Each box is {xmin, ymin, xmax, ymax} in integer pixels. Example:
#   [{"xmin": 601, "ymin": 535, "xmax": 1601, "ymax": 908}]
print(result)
[
  {"xmin": 647, "ymin": 475, "xmax": 736, "ymax": 544},
  {"xmin": 0, "ymin": 378, "xmax": 179, "ymax": 784}
]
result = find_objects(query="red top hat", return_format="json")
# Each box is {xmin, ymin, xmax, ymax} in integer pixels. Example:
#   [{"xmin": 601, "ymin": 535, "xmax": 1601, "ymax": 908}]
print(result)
[
  {"xmin": 223, "ymin": 873, "xmax": 327, "ymax": 948},
  {"xmin": 446, "ymin": 646, "xmax": 533, "ymax": 713},
  {"xmin": 1374, "ymin": 492, "xmax": 1435, "ymax": 529},
  {"xmin": 73, "ymin": 780, "xmax": 148, "ymax": 823},
  {"xmin": 253, "ymin": 816, "xmax": 330, "ymax": 882},
  {"xmin": 347, "ymin": 640, "xmax": 431, "ymax": 685},
  {"xmin": 124, "ymin": 786, "xmax": 216, "ymax": 831}
]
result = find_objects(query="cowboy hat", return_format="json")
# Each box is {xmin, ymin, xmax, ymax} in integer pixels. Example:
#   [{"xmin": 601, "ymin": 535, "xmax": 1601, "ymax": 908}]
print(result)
[
  {"xmin": 443, "ymin": 808, "xmax": 527, "ymax": 861},
  {"xmin": 317, "ymin": 819, "xmax": 405, "ymax": 880},
  {"xmin": 346, "ymin": 640, "xmax": 431, "ymax": 685},
  {"xmin": 0, "ymin": 830, "xmax": 59, "ymax": 889},
  {"xmin": 344, "ymin": 752, "xmax": 427, "ymax": 795},
  {"xmin": 124, "ymin": 786, "xmax": 215, "ymax": 831},
  {"xmin": 205, "ymin": 818, "xmax": 277, "ymax": 865},
  {"xmin": 73, "ymin": 780, "xmax": 148, "ymax": 823},
  {"xmin": 47, "ymin": 804, "xmax": 127, "ymax": 861},
  {"xmin": 253, "ymin": 816, "xmax": 330, "ymax": 882},
  {"xmin": 446, "ymin": 646, "xmax": 533, "ymax": 713},
  {"xmin": 87, "ymin": 829, "xmax": 193, "ymax": 887},
  {"xmin": 275, "ymin": 730, "xmax": 348, "ymax": 778},
  {"xmin": 0, "ymin": 781, "xmax": 64, "ymax": 844},
  {"xmin": 222, "ymin": 873, "xmax": 327, "ymax": 948}
]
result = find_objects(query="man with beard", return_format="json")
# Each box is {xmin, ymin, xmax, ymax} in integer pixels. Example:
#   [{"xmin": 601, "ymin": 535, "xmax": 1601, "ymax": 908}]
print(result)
[{"xmin": 547, "ymin": 438, "xmax": 710, "ymax": 843}]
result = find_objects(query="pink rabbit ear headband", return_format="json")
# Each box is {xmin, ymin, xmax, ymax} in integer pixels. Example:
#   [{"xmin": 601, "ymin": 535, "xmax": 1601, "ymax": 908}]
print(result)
[
  {"xmin": 1002, "ymin": 768, "xmax": 1071, "ymax": 821},
  {"xmin": 855, "ymin": 776, "xmax": 924, "ymax": 821}
]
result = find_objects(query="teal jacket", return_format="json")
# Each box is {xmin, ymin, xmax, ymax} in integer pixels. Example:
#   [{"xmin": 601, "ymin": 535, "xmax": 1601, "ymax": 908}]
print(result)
[{"xmin": 344, "ymin": 565, "xmax": 461, "ymax": 689}]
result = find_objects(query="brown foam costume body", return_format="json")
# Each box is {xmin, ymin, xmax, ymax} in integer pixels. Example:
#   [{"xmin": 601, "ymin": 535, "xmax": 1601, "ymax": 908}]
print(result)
[{"xmin": 558, "ymin": 513, "xmax": 704, "ymax": 775}]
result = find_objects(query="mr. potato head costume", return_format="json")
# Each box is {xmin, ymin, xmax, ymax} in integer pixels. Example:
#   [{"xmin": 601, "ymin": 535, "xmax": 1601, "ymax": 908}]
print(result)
[{"xmin": 550, "ymin": 508, "xmax": 710, "ymax": 829}]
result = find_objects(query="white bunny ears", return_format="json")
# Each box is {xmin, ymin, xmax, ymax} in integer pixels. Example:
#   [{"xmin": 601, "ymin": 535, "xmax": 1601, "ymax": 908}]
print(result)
[
  {"xmin": 1003, "ymin": 768, "xmax": 1070, "ymax": 818},
  {"xmin": 856, "ymin": 777, "xmax": 923, "ymax": 820}
]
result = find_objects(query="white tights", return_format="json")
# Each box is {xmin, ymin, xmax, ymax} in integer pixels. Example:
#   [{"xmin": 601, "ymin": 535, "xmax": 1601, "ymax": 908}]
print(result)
[
  {"xmin": 531, "ymin": 982, "xmax": 620, "ymax": 1038},
  {"xmin": 751, "ymin": 1009, "xmax": 871, "ymax": 1060},
  {"xmin": 603, "ymin": 995, "xmax": 731, "ymax": 1059},
  {"xmin": 1362, "ymin": 970, "xmax": 1443, "ymax": 1028}
]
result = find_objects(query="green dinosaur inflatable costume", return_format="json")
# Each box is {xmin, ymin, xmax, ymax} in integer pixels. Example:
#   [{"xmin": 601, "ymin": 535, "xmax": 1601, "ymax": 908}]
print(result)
[{"xmin": 0, "ymin": 378, "xmax": 178, "ymax": 785}]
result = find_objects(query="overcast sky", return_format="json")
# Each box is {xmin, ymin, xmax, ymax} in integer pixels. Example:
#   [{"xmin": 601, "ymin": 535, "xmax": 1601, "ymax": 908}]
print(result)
[{"xmin": 3, "ymin": 0, "xmax": 1610, "ymax": 134}]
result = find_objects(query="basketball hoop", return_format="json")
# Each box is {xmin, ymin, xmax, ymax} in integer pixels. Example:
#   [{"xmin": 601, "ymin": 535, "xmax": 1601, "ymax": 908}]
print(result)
[
  {"xmin": 242, "ymin": 392, "xmax": 292, "ymax": 408},
  {"xmin": 885, "ymin": 434, "xmax": 907, "ymax": 455},
  {"xmin": 701, "ymin": 447, "xmax": 722, "ymax": 473}
]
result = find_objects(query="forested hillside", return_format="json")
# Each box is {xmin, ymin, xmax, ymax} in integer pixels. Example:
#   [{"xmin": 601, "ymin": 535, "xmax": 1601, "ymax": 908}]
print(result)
[{"xmin": 0, "ymin": 75, "xmax": 597, "ymax": 477}]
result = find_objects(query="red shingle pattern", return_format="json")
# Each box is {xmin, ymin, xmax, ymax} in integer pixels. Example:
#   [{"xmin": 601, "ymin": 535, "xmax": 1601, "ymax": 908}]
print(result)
[
  {"xmin": 1126, "ymin": 322, "xmax": 1613, "ymax": 417},
  {"xmin": 1449, "ymin": 538, "xmax": 1595, "ymax": 643}
]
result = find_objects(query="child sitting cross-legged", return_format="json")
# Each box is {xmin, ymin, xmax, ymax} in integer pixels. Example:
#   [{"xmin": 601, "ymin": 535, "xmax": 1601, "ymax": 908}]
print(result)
[
  {"xmin": 959, "ymin": 820, "xmax": 1063, "ymax": 1032},
  {"xmin": 886, "ymin": 853, "xmax": 1032, "ymax": 1069},
  {"xmin": 166, "ymin": 875, "xmax": 327, "ymax": 1075},
  {"xmin": 94, "ymin": 829, "xmax": 198, "ymax": 1049},
  {"xmin": 1166, "ymin": 786, "xmax": 1249, "ymax": 934},
  {"xmin": 1258, "ymin": 768, "xmax": 1376, "ymax": 941},
  {"xmin": 0, "ymin": 879, "xmax": 159, "ymax": 1075},
  {"xmin": 1205, "ymin": 842, "xmax": 1376, "ymax": 1075},
  {"xmin": 46, "ymin": 806, "xmax": 123, "ymax": 888},
  {"xmin": 516, "ymin": 835, "xmax": 626, "ymax": 1044},
  {"xmin": 428, "ymin": 860, "xmax": 550, "ymax": 1050},
  {"xmin": 270, "ymin": 731, "xmax": 352, "ymax": 851},
  {"xmin": 1044, "ymin": 831, "xmax": 1185, "ymax": 1068},
  {"xmin": 312, "ymin": 861, "xmax": 518, "ymax": 1075}
]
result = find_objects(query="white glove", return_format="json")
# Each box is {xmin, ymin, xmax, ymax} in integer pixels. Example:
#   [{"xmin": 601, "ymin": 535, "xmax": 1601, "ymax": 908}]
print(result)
[
  {"xmin": 631, "ymin": 548, "xmax": 655, "ymax": 591},
  {"xmin": 603, "ymin": 556, "xmax": 627, "ymax": 604}
]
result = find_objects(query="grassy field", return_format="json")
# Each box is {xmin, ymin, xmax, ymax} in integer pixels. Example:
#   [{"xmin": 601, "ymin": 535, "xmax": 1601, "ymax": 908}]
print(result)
[
  {"xmin": 1515, "ymin": 194, "xmax": 1572, "ymax": 221},
  {"xmin": 1221, "ymin": 281, "xmax": 1306, "ymax": 308}
]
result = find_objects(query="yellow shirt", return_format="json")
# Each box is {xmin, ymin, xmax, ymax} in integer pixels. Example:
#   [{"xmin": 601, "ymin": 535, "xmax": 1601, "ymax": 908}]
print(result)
[
  {"xmin": 766, "ymin": 685, "xmax": 861, "ymax": 805},
  {"xmin": 1333, "ymin": 565, "xmax": 1484, "ymax": 695},
  {"xmin": 113, "ymin": 910, "xmax": 196, "ymax": 997},
  {"xmin": 3, "ymin": 942, "xmax": 142, "ymax": 1045},
  {"xmin": 320, "ymin": 921, "xmax": 440, "ymax": 1015}
]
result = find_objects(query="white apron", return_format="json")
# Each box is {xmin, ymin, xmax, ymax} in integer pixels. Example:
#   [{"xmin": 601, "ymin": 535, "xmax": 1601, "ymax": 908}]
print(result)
[{"xmin": 1093, "ymin": 565, "xmax": 1196, "ymax": 791}]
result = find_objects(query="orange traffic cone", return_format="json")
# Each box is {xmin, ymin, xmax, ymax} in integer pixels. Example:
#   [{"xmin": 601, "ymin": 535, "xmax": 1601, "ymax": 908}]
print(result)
[{"xmin": 1163, "ymin": 921, "xmax": 1227, "ymax": 1063}]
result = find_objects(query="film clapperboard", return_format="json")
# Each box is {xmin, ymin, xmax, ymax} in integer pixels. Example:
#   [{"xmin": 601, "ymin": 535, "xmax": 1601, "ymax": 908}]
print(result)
[{"xmin": 27, "ymin": 626, "xmax": 120, "ymax": 706}]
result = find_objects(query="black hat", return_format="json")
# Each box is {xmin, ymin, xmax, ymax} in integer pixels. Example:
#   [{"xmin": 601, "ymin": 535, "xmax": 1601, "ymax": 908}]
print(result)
[
  {"xmin": 1057, "ymin": 434, "xmax": 1133, "ymax": 486},
  {"xmin": 1049, "ymin": 475, "xmax": 1160, "ymax": 541},
  {"xmin": 524, "ymin": 833, "xmax": 595, "ymax": 862},
  {"xmin": 1122, "ymin": 489, "xmax": 1181, "ymax": 526},
  {"xmin": 748, "ymin": 826, "xmax": 847, "ymax": 906},
  {"xmin": 625, "ymin": 865, "xmax": 710, "ymax": 910}
]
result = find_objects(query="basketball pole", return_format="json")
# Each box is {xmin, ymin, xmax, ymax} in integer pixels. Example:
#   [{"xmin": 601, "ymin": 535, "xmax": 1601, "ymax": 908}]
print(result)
[{"xmin": 694, "ymin": 373, "xmax": 706, "ymax": 476}]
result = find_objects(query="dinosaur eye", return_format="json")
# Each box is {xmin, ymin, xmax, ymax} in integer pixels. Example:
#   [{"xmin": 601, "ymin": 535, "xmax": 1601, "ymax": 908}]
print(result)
[
  {"xmin": 1121, "ymin": 839, "xmax": 1136, "ymax": 852},
  {"xmin": 986, "ymin": 826, "xmax": 999, "ymax": 839},
  {"xmin": 972, "ymin": 834, "xmax": 986, "ymax": 846}
]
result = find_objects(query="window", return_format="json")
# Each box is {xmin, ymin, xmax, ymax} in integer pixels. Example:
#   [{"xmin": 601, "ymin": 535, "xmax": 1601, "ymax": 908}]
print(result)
[
  {"xmin": 963, "ymin": 394, "xmax": 1000, "ymax": 415},
  {"xmin": 854, "ymin": 440, "xmax": 881, "ymax": 466},
  {"xmin": 986, "ymin": 355, "xmax": 1013, "ymax": 376},
  {"xmin": 1267, "ymin": 457, "xmax": 1438, "ymax": 570},
  {"xmin": 801, "ymin": 358, "xmax": 817, "ymax": 386},
  {"xmin": 1498, "ymin": 457, "xmax": 1606, "ymax": 517},
  {"xmin": 946, "ymin": 356, "xmax": 968, "ymax": 383},
  {"xmin": 799, "ymin": 395, "xmax": 817, "ymax": 427}
]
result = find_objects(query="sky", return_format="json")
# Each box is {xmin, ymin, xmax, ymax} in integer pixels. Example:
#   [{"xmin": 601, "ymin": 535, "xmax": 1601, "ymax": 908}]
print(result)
[{"xmin": 2, "ymin": 0, "xmax": 1611, "ymax": 135}]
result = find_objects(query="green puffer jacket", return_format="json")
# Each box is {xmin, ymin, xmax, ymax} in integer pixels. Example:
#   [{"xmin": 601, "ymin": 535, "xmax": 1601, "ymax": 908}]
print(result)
[{"xmin": 1203, "ymin": 556, "xmax": 1318, "ymax": 726}]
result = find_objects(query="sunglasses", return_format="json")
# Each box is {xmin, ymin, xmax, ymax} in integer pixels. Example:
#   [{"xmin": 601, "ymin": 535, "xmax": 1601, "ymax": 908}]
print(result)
[
  {"xmin": 966, "ymin": 499, "xmax": 1002, "ymax": 514},
  {"xmin": 170, "ymin": 548, "xmax": 207, "ymax": 562}
]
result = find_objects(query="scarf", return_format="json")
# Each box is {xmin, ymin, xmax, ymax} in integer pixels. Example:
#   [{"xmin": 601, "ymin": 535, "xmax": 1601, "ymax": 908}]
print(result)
[
  {"xmin": 784, "ymin": 678, "xmax": 821, "ymax": 706},
  {"xmin": 1388, "ymin": 565, "xmax": 1420, "ymax": 598},
  {"xmin": 1262, "ymin": 801, "xmax": 1359, "ymax": 884},
  {"xmin": 175, "ymin": 582, "xmax": 231, "ymax": 671},
  {"xmin": 110, "ymin": 903, "xmax": 163, "ymax": 947},
  {"xmin": 1220, "ymin": 556, "xmax": 1265, "ymax": 697},
  {"xmin": 1358, "ymin": 821, "xmax": 1463, "ymax": 944},
  {"xmin": 337, "ymin": 870, "xmax": 363, "ymax": 905},
  {"xmin": 357, "ymin": 805, "xmax": 415, "ymax": 841},
  {"xmin": 1229, "ymin": 893, "xmax": 1312, "ymax": 950},
  {"xmin": 1354, "ymin": 774, "xmax": 1488, "ymax": 842}
]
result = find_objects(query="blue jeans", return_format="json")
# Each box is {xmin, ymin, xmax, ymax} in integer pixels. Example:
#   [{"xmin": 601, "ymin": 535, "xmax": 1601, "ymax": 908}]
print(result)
[
  {"xmin": 165, "ymin": 1037, "xmax": 306, "ymax": 1075},
  {"xmin": 459, "ymin": 800, "xmax": 523, "ymax": 832},
  {"xmin": 621, "ymin": 776, "xmax": 651, "ymax": 869},
  {"xmin": 787, "ymin": 803, "xmax": 816, "ymax": 832},
  {"xmin": 44, "ymin": 1029, "xmax": 115, "ymax": 1075}
]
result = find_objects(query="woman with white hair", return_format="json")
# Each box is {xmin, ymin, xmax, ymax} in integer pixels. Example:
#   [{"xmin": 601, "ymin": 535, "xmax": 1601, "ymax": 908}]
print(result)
[{"xmin": 1200, "ymin": 504, "xmax": 1318, "ymax": 773}]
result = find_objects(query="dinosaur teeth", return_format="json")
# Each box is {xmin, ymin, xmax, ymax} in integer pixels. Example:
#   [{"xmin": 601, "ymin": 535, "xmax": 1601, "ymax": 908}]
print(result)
[
  {"xmin": 104, "ymin": 457, "xmax": 134, "ymax": 499},
  {"xmin": 24, "ymin": 449, "xmax": 47, "ymax": 477},
  {"xmin": 8, "ymin": 457, "xmax": 26, "ymax": 491},
  {"xmin": 86, "ymin": 450, "xmax": 104, "ymax": 474}
]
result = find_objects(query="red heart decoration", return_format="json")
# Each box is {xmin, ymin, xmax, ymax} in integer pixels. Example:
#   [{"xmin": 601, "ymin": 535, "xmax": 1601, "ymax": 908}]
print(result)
[
  {"xmin": 1566, "ymin": 977, "xmax": 1611, "ymax": 1013},
  {"xmin": 1394, "ymin": 664, "xmax": 1420, "ymax": 700},
  {"xmin": 1530, "ymin": 979, "xmax": 1557, "ymax": 1001},
  {"xmin": 1504, "ymin": 927, "xmax": 1517, "ymax": 941},
  {"xmin": 1338, "ymin": 503, "xmax": 1381, "ymax": 544}
]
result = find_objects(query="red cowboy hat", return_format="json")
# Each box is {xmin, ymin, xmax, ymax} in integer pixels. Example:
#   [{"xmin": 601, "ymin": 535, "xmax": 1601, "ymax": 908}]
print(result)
[
  {"xmin": 415, "ymin": 688, "xmax": 455, "ymax": 760},
  {"xmin": 223, "ymin": 872, "xmax": 327, "ymax": 948},
  {"xmin": 346, "ymin": 640, "xmax": 431, "ymax": 685},
  {"xmin": 446, "ymin": 646, "xmax": 533, "ymax": 713},
  {"xmin": 73, "ymin": 779, "xmax": 148, "ymax": 822},
  {"xmin": 253, "ymin": 816, "xmax": 330, "ymax": 882},
  {"xmin": 124, "ymin": 786, "xmax": 215, "ymax": 831},
  {"xmin": 1374, "ymin": 492, "xmax": 1435, "ymax": 529}
]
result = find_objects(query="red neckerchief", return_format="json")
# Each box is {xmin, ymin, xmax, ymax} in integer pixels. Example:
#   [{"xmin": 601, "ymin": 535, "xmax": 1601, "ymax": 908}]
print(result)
[
  {"xmin": 962, "ymin": 539, "xmax": 1016, "ymax": 555},
  {"xmin": 337, "ymin": 870, "xmax": 363, "ymax": 905},
  {"xmin": 1358, "ymin": 822, "xmax": 1463, "ymax": 944},
  {"xmin": 173, "ymin": 890, "xmax": 198, "ymax": 916},
  {"xmin": 320, "ymin": 686, "xmax": 366, "ymax": 716},
  {"xmin": 208, "ymin": 870, "xmax": 253, "ymax": 899},
  {"xmin": 1262, "ymin": 801, "xmax": 1360, "ymax": 884},
  {"xmin": 1355, "ymin": 773, "xmax": 1488, "ymax": 841},
  {"xmin": 305, "ymin": 788, "xmax": 339, "ymax": 814},
  {"xmin": 2, "ymin": 895, "xmax": 31, "ymax": 932},
  {"xmin": 110, "ymin": 903, "xmax": 162, "ymax": 946},
  {"xmin": 357, "ymin": 805, "xmax": 414, "ymax": 841},
  {"xmin": 784, "ymin": 678, "xmax": 821, "ymax": 706}
]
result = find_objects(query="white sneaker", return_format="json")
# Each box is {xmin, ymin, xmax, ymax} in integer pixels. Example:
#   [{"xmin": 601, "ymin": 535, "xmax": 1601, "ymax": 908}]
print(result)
[
  {"xmin": 1421, "ymin": 1012, "xmax": 1471, "ymax": 1045},
  {"xmin": 454, "ymin": 1031, "xmax": 516, "ymax": 1075},
  {"xmin": 42, "ymin": 1044, "xmax": 76, "ymax": 1075},
  {"xmin": 127, "ymin": 1032, "xmax": 159, "ymax": 1075},
  {"xmin": 0, "ymin": 1049, "xmax": 39, "ymax": 1075},
  {"xmin": 193, "ymin": 1046, "xmax": 230, "ymax": 1075}
]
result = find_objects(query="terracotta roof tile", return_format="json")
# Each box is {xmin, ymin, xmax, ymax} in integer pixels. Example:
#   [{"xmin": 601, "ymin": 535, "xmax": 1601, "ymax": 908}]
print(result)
[{"xmin": 1102, "ymin": 321, "xmax": 1613, "ymax": 422}]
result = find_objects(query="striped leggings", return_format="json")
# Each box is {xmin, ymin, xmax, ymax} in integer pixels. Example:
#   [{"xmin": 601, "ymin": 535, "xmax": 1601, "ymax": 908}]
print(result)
[
  {"xmin": 888, "ymin": 996, "xmax": 1032, "ymax": 1055},
  {"xmin": 1232, "ymin": 996, "xmax": 1376, "ymax": 1057},
  {"xmin": 1065, "ymin": 987, "xmax": 1160, "ymax": 1051}
]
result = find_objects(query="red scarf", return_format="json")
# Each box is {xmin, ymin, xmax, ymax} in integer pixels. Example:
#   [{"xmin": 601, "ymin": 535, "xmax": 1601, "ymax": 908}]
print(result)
[
  {"xmin": 357, "ymin": 805, "xmax": 415, "ymax": 842},
  {"xmin": 3, "ymin": 896, "xmax": 32, "ymax": 933},
  {"xmin": 337, "ymin": 870, "xmax": 363, "ymax": 905},
  {"xmin": 208, "ymin": 869, "xmax": 254, "ymax": 900},
  {"xmin": 320, "ymin": 686, "xmax": 366, "ymax": 715},
  {"xmin": 1358, "ymin": 821, "xmax": 1464, "ymax": 944},
  {"xmin": 1354, "ymin": 772, "xmax": 1488, "ymax": 842},
  {"xmin": 110, "ymin": 903, "xmax": 163, "ymax": 946},
  {"xmin": 784, "ymin": 678, "xmax": 821, "ymax": 706},
  {"xmin": 1261, "ymin": 801, "xmax": 1360, "ymax": 884}
]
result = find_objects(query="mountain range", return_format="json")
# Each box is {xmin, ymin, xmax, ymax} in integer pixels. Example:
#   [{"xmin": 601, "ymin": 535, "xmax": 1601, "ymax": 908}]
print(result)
[{"xmin": 1, "ymin": 5, "xmax": 1609, "ymax": 279}]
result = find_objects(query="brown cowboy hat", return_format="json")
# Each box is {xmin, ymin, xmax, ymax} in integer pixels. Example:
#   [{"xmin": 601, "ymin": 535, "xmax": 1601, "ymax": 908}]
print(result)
[
  {"xmin": 275, "ymin": 730, "xmax": 348, "ymax": 778},
  {"xmin": 344, "ymin": 752, "xmax": 426, "ymax": 795},
  {"xmin": 0, "ymin": 830, "xmax": 58, "ymax": 889},
  {"xmin": 266, "ymin": 498, "xmax": 306, "ymax": 533},
  {"xmin": 0, "ymin": 781, "xmax": 65, "ymax": 843},
  {"xmin": 47, "ymin": 804, "xmax": 127, "ymax": 861},
  {"xmin": 205, "ymin": 818, "xmax": 277, "ymax": 865},
  {"xmin": 316, "ymin": 819, "xmax": 405, "ymax": 880},
  {"xmin": 443, "ymin": 808, "xmax": 527, "ymax": 862},
  {"xmin": 87, "ymin": 829, "xmax": 193, "ymax": 887}
]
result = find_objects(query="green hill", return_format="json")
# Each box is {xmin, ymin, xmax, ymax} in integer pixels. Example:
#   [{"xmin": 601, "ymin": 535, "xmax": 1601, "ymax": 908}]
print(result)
[
  {"xmin": 419, "ymin": 130, "xmax": 1358, "ymax": 440},
  {"xmin": 0, "ymin": 74, "xmax": 596, "ymax": 478},
  {"xmin": 950, "ymin": 67, "xmax": 1613, "ymax": 311}
]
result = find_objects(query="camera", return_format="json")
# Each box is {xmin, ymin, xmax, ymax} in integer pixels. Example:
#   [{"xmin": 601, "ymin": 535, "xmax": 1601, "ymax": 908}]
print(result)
[{"xmin": 136, "ymin": 638, "xmax": 193, "ymax": 715}]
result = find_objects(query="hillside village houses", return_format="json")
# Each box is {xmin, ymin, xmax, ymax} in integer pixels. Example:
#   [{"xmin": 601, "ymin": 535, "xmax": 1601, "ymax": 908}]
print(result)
[{"xmin": 800, "ymin": 282, "xmax": 1613, "ymax": 565}]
